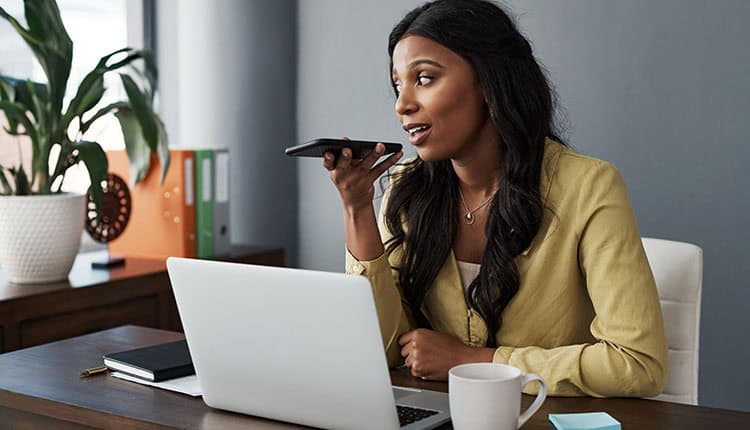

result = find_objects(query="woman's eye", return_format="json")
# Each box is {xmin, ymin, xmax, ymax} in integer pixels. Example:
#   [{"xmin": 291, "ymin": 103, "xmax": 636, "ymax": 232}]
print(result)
[
  {"xmin": 417, "ymin": 75, "xmax": 433, "ymax": 86},
  {"xmin": 393, "ymin": 82, "xmax": 401, "ymax": 93}
]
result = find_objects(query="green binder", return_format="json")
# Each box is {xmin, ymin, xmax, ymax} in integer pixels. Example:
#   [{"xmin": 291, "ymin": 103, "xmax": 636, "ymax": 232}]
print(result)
[{"xmin": 194, "ymin": 149, "xmax": 214, "ymax": 258}]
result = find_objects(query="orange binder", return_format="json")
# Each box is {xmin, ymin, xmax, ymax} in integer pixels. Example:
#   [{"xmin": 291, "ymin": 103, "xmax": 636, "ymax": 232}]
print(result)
[{"xmin": 107, "ymin": 149, "xmax": 196, "ymax": 259}]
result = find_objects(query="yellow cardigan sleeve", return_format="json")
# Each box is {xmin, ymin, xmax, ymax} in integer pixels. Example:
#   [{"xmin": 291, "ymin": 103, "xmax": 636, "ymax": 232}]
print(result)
[
  {"xmin": 492, "ymin": 162, "xmax": 668, "ymax": 397},
  {"xmin": 345, "ymin": 185, "xmax": 416, "ymax": 367}
]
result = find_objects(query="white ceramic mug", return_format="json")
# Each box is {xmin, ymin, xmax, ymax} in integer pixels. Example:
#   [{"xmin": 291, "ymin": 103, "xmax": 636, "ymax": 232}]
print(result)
[{"xmin": 449, "ymin": 363, "xmax": 547, "ymax": 430}]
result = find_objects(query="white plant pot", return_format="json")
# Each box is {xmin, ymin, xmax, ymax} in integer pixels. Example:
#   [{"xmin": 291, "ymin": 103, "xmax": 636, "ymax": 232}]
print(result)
[{"xmin": 0, "ymin": 193, "xmax": 86, "ymax": 284}]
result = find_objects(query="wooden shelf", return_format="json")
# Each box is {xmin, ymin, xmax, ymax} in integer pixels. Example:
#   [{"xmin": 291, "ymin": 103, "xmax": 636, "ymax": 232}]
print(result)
[{"xmin": 0, "ymin": 246, "xmax": 284, "ymax": 353}]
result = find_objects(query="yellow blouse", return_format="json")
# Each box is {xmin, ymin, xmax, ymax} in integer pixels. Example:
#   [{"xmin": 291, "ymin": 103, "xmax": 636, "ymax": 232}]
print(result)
[{"xmin": 345, "ymin": 140, "xmax": 668, "ymax": 397}]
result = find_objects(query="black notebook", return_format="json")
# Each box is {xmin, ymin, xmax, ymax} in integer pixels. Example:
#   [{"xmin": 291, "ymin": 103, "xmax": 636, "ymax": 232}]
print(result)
[{"xmin": 103, "ymin": 340, "xmax": 195, "ymax": 382}]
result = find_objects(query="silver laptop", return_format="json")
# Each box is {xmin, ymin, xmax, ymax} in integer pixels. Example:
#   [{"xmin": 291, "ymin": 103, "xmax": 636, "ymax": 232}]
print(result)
[{"xmin": 166, "ymin": 257, "xmax": 450, "ymax": 430}]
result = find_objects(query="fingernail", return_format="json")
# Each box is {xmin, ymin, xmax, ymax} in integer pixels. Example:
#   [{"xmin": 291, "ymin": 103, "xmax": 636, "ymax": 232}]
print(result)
[
  {"xmin": 375, "ymin": 144, "xmax": 384, "ymax": 154},
  {"xmin": 324, "ymin": 153, "xmax": 332, "ymax": 160}
]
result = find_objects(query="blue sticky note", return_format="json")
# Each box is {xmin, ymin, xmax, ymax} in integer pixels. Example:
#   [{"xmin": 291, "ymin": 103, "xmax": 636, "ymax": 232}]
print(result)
[{"xmin": 548, "ymin": 412, "xmax": 621, "ymax": 430}]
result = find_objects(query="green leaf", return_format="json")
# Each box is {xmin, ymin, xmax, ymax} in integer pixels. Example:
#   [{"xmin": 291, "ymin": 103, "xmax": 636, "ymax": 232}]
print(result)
[
  {"xmin": 0, "ymin": 2, "xmax": 72, "ymax": 118},
  {"xmin": 114, "ymin": 107, "xmax": 152, "ymax": 185},
  {"xmin": 107, "ymin": 52, "xmax": 144, "ymax": 72},
  {"xmin": 61, "ymin": 48, "xmax": 137, "ymax": 128},
  {"xmin": 123, "ymin": 64, "xmax": 154, "ymax": 105},
  {"xmin": 2, "ymin": 76, "xmax": 48, "ymax": 120},
  {"xmin": 0, "ymin": 97, "xmax": 45, "ymax": 192},
  {"xmin": 13, "ymin": 164, "xmax": 30, "ymax": 195},
  {"xmin": 153, "ymin": 114, "xmax": 170, "ymax": 183},
  {"xmin": 23, "ymin": 81, "xmax": 50, "ymax": 192},
  {"xmin": 0, "ymin": 77, "xmax": 15, "ymax": 100},
  {"xmin": 0, "ymin": 77, "xmax": 19, "ymax": 132},
  {"xmin": 113, "ymin": 50, "xmax": 157, "ymax": 105},
  {"xmin": 140, "ymin": 51, "xmax": 158, "ymax": 106},
  {"xmin": 0, "ymin": 100, "xmax": 38, "ymax": 144},
  {"xmin": 64, "ymin": 73, "xmax": 105, "ymax": 123},
  {"xmin": 120, "ymin": 74, "xmax": 158, "ymax": 152},
  {"xmin": 0, "ymin": 76, "xmax": 47, "ymax": 134},
  {"xmin": 25, "ymin": 80, "xmax": 47, "ymax": 136},
  {"xmin": 79, "ymin": 101, "xmax": 128, "ymax": 136},
  {"xmin": 0, "ymin": 166, "xmax": 13, "ymax": 195},
  {"xmin": 21, "ymin": 0, "xmax": 73, "ymax": 115},
  {"xmin": 73, "ymin": 140, "xmax": 108, "ymax": 207},
  {"xmin": 95, "ymin": 47, "xmax": 132, "ymax": 68},
  {"xmin": 0, "ymin": 4, "xmax": 169, "ymax": 197},
  {"xmin": 0, "ymin": 0, "xmax": 73, "ymax": 117},
  {"xmin": 0, "ymin": 6, "xmax": 43, "ymax": 46}
]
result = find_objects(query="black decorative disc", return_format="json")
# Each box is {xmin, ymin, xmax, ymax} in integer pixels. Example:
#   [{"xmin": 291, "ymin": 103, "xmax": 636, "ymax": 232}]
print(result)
[{"xmin": 85, "ymin": 173, "xmax": 131, "ymax": 243}]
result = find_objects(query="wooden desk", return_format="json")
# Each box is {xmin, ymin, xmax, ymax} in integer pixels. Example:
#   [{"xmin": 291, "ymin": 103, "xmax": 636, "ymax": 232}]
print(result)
[
  {"xmin": 0, "ymin": 326, "xmax": 748, "ymax": 429},
  {"xmin": 0, "ymin": 247, "xmax": 283, "ymax": 353}
]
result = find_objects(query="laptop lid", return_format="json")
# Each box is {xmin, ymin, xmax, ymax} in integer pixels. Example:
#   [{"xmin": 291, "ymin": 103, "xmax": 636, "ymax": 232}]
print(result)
[{"xmin": 166, "ymin": 257, "xmax": 401, "ymax": 430}]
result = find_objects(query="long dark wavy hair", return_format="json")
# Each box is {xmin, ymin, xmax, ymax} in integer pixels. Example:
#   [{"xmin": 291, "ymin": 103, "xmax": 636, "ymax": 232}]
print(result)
[{"xmin": 384, "ymin": 0, "xmax": 565, "ymax": 347}]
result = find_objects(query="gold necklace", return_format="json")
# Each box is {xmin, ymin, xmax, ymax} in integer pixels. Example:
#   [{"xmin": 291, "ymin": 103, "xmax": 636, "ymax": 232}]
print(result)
[{"xmin": 458, "ymin": 187, "xmax": 496, "ymax": 225}]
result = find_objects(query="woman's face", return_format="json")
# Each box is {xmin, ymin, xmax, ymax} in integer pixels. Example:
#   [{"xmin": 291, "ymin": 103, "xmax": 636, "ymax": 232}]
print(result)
[{"xmin": 391, "ymin": 35, "xmax": 494, "ymax": 161}]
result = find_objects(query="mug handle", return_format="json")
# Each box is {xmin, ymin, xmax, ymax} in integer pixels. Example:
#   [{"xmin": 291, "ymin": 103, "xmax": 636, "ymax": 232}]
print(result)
[{"xmin": 516, "ymin": 373, "xmax": 547, "ymax": 429}]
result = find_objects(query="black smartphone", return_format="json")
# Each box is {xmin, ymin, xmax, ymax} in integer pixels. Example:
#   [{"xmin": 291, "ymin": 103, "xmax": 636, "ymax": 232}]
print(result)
[{"xmin": 285, "ymin": 138, "xmax": 402, "ymax": 159}]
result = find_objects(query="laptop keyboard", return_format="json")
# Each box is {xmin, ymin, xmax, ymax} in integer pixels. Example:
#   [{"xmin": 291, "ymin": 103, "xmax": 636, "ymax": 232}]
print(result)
[{"xmin": 397, "ymin": 405, "xmax": 439, "ymax": 426}]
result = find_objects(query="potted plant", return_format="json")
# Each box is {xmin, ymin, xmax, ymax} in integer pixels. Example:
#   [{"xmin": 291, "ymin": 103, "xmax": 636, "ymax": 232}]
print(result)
[{"xmin": 0, "ymin": 0, "xmax": 169, "ymax": 283}]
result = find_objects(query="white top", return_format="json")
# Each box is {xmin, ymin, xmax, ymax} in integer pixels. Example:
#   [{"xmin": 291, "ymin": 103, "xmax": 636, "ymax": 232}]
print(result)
[{"xmin": 456, "ymin": 260, "xmax": 481, "ymax": 292}]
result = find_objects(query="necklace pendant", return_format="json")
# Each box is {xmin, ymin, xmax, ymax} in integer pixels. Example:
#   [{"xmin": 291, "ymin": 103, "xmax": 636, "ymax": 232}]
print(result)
[{"xmin": 464, "ymin": 212, "xmax": 475, "ymax": 224}]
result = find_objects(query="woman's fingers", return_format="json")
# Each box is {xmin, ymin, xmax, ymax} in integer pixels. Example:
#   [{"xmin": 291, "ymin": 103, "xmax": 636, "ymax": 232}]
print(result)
[
  {"xmin": 360, "ymin": 143, "xmax": 386, "ymax": 170},
  {"xmin": 322, "ymin": 139, "xmax": 403, "ymax": 210},
  {"xmin": 404, "ymin": 353, "xmax": 413, "ymax": 369},
  {"xmin": 398, "ymin": 330, "xmax": 415, "ymax": 346},
  {"xmin": 328, "ymin": 147, "xmax": 355, "ymax": 188},
  {"xmin": 323, "ymin": 145, "xmax": 356, "ymax": 172},
  {"xmin": 323, "ymin": 152, "xmax": 336, "ymax": 171},
  {"xmin": 400, "ymin": 340, "xmax": 415, "ymax": 358},
  {"xmin": 337, "ymin": 147, "xmax": 354, "ymax": 171}
]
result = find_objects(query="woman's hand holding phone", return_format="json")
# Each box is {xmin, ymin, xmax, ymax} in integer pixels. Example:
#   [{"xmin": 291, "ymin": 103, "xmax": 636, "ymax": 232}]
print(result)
[{"xmin": 323, "ymin": 139, "xmax": 403, "ymax": 212}]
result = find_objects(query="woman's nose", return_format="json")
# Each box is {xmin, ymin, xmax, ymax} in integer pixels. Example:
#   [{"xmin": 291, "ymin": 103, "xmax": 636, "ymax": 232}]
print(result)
[{"xmin": 395, "ymin": 89, "xmax": 418, "ymax": 116}]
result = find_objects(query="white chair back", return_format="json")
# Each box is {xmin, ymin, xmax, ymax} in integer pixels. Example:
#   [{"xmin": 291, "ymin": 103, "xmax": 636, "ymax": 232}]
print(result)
[{"xmin": 642, "ymin": 237, "xmax": 703, "ymax": 405}]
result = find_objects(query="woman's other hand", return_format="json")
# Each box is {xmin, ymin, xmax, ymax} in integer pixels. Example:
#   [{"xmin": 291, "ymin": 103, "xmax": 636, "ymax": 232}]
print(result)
[
  {"xmin": 324, "ymin": 140, "xmax": 402, "ymax": 212},
  {"xmin": 398, "ymin": 328, "xmax": 495, "ymax": 381}
]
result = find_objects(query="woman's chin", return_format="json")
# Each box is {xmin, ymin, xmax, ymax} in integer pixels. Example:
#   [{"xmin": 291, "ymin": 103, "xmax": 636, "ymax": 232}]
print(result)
[{"xmin": 415, "ymin": 147, "xmax": 446, "ymax": 162}]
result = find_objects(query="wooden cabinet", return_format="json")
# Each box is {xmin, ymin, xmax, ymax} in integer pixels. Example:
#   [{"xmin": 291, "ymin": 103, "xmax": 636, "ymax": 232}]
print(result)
[{"xmin": 0, "ymin": 247, "xmax": 283, "ymax": 353}]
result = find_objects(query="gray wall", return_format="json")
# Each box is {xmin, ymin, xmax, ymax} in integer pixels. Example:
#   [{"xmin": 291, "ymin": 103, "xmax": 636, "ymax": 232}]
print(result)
[
  {"xmin": 297, "ymin": 0, "xmax": 422, "ymax": 270},
  {"xmin": 157, "ymin": 0, "xmax": 298, "ymax": 264},
  {"xmin": 297, "ymin": 0, "xmax": 750, "ymax": 411}
]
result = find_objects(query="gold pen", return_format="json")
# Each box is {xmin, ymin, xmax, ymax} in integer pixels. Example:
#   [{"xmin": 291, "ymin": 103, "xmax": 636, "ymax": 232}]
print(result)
[{"xmin": 80, "ymin": 365, "xmax": 109, "ymax": 378}]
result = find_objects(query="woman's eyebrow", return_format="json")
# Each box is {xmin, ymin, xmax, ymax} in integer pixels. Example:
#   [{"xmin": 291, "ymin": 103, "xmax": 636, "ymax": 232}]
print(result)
[
  {"xmin": 392, "ymin": 59, "xmax": 445, "ymax": 79},
  {"xmin": 408, "ymin": 59, "xmax": 445, "ymax": 69}
]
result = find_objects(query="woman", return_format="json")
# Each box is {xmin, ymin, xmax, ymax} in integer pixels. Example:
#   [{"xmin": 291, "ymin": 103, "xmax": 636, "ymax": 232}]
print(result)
[{"xmin": 323, "ymin": 0, "xmax": 667, "ymax": 397}]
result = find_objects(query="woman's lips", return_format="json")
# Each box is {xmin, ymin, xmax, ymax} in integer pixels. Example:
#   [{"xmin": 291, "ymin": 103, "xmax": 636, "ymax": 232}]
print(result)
[{"xmin": 409, "ymin": 127, "xmax": 432, "ymax": 146}]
